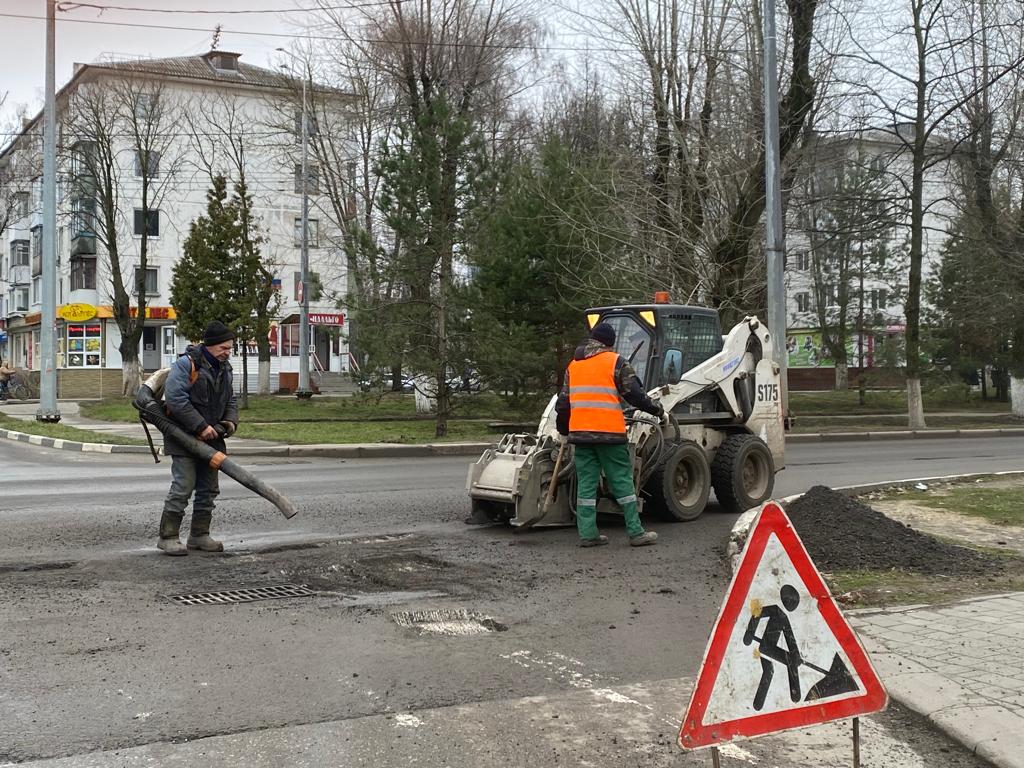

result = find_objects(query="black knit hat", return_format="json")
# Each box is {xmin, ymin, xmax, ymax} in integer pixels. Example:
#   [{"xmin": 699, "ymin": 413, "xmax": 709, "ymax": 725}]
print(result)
[
  {"xmin": 590, "ymin": 322, "xmax": 616, "ymax": 347},
  {"xmin": 203, "ymin": 320, "xmax": 236, "ymax": 346}
]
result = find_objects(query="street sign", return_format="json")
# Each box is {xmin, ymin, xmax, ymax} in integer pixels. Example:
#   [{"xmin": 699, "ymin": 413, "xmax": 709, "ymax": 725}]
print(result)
[{"xmin": 678, "ymin": 501, "xmax": 887, "ymax": 750}]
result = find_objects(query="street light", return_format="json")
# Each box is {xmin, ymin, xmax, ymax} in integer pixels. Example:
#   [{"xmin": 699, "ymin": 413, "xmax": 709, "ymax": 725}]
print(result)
[
  {"xmin": 762, "ymin": 0, "xmax": 788, "ymax": 420},
  {"xmin": 276, "ymin": 48, "xmax": 313, "ymax": 399},
  {"xmin": 38, "ymin": 0, "xmax": 60, "ymax": 422}
]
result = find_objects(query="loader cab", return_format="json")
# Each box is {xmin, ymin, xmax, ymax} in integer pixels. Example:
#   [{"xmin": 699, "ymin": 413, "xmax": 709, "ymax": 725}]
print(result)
[{"xmin": 586, "ymin": 303, "xmax": 724, "ymax": 390}]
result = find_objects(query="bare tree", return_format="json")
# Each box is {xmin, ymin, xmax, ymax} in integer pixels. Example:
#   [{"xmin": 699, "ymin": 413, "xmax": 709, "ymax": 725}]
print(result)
[
  {"xmin": 184, "ymin": 91, "xmax": 282, "ymax": 396},
  {"xmin": 835, "ymin": 0, "xmax": 1024, "ymax": 427},
  {"xmin": 310, "ymin": 0, "xmax": 540, "ymax": 436},
  {"xmin": 64, "ymin": 76, "xmax": 184, "ymax": 394}
]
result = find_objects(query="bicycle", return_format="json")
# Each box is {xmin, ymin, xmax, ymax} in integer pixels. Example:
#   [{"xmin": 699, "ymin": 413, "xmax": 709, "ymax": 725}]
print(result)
[{"xmin": 6, "ymin": 371, "xmax": 39, "ymax": 400}]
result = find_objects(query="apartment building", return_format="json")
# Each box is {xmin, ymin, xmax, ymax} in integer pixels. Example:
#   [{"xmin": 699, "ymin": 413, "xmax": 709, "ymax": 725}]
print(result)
[
  {"xmin": 783, "ymin": 126, "xmax": 959, "ymax": 388},
  {"xmin": 0, "ymin": 50, "xmax": 355, "ymax": 395}
]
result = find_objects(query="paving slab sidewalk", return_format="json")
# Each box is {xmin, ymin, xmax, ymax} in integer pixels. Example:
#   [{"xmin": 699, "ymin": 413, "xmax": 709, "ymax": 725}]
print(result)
[{"xmin": 852, "ymin": 593, "xmax": 1024, "ymax": 768}]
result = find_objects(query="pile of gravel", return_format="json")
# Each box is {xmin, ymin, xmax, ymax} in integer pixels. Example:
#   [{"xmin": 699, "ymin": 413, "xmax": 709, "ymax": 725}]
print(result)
[{"xmin": 785, "ymin": 485, "xmax": 997, "ymax": 575}]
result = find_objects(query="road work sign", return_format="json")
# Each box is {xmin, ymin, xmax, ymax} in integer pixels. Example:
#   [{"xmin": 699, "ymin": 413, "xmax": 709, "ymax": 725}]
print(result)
[{"xmin": 679, "ymin": 501, "xmax": 887, "ymax": 749}]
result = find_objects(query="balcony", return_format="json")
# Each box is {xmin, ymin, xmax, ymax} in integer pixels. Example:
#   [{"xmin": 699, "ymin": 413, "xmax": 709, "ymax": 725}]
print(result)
[{"xmin": 71, "ymin": 231, "xmax": 97, "ymax": 256}]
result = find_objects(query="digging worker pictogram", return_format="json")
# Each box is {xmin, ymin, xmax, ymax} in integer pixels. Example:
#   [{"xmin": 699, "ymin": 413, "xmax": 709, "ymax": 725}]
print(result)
[
  {"xmin": 554, "ymin": 321, "xmax": 667, "ymax": 548},
  {"xmin": 743, "ymin": 584, "xmax": 804, "ymax": 711}
]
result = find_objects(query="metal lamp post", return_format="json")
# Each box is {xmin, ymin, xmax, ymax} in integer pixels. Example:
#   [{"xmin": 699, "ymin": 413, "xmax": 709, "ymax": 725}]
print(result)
[
  {"xmin": 38, "ymin": 0, "xmax": 61, "ymax": 422},
  {"xmin": 277, "ymin": 48, "xmax": 312, "ymax": 399},
  {"xmin": 763, "ymin": 0, "xmax": 789, "ymax": 419}
]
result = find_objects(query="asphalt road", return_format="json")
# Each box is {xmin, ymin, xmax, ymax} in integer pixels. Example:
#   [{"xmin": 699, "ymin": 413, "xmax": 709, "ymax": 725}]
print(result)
[{"xmin": 0, "ymin": 436, "xmax": 1019, "ymax": 766}]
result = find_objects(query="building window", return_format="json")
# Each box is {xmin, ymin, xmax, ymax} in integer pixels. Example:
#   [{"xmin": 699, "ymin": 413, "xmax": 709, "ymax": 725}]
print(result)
[
  {"xmin": 870, "ymin": 289, "xmax": 888, "ymax": 310},
  {"xmin": 795, "ymin": 292, "xmax": 811, "ymax": 313},
  {"xmin": 11, "ymin": 240, "xmax": 29, "ymax": 267},
  {"xmin": 280, "ymin": 324, "xmax": 300, "ymax": 356},
  {"xmin": 294, "ymin": 163, "xmax": 319, "ymax": 194},
  {"xmin": 134, "ymin": 150, "xmax": 161, "ymax": 177},
  {"xmin": 792, "ymin": 251, "xmax": 810, "ymax": 271},
  {"xmin": 133, "ymin": 266, "xmax": 158, "ymax": 295},
  {"xmin": 293, "ymin": 218, "xmax": 319, "ymax": 247},
  {"xmin": 14, "ymin": 191, "xmax": 30, "ymax": 217},
  {"xmin": 71, "ymin": 257, "xmax": 97, "ymax": 290},
  {"xmin": 13, "ymin": 287, "xmax": 29, "ymax": 312},
  {"xmin": 135, "ymin": 94, "xmax": 157, "ymax": 121},
  {"xmin": 31, "ymin": 276, "xmax": 41, "ymax": 305},
  {"xmin": 294, "ymin": 271, "xmax": 323, "ymax": 302},
  {"xmin": 133, "ymin": 209, "xmax": 160, "ymax": 237},
  {"xmin": 66, "ymin": 322, "xmax": 102, "ymax": 368}
]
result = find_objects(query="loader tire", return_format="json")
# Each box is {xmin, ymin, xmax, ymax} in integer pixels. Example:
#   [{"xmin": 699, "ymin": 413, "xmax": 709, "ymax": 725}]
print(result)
[
  {"xmin": 644, "ymin": 441, "xmax": 711, "ymax": 522},
  {"xmin": 711, "ymin": 434, "xmax": 774, "ymax": 514}
]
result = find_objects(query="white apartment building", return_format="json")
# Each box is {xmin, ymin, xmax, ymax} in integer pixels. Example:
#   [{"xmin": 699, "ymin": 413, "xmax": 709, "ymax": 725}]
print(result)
[
  {"xmin": 0, "ymin": 50, "xmax": 354, "ymax": 395},
  {"xmin": 782, "ymin": 126, "xmax": 958, "ymax": 386}
]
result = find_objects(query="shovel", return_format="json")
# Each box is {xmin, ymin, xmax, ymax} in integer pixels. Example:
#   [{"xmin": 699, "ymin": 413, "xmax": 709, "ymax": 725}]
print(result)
[
  {"xmin": 515, "ymin": 439, "xmax": 567, "ymax": 532},
  {"xmin": 753, "ymin": 634, "xmax": 859, "ymax": 702}
]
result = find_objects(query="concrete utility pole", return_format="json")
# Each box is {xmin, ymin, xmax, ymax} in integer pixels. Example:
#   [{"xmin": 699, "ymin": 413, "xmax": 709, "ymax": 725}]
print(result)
[
  {"xmin": 37, "ymin": 0, "xmax": 61, "ymax": 423},
  {"xmin": 762, "ymin": 0, "xmax": 789, "ymax": 418},
  {"xmin": 277, "ymin": 48, "xmax": 313, "ymax": 399}
]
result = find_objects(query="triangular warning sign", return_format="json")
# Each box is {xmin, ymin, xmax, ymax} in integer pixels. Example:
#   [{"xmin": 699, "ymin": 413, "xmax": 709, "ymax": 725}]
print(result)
[{"xmin": 679, "ymin": 502, "xmax": 887, "ymax": 749}]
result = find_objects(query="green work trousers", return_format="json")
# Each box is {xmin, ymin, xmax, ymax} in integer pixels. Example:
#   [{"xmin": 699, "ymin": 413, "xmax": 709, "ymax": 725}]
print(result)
[{"xmin": 573, "ymin": 442, "xmax": 645, "ymax": 540}]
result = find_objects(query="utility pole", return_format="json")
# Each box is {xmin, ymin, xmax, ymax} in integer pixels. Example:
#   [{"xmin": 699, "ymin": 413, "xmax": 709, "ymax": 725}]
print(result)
[
  {"xmin": 277, "ymin": 48, "xmax": 312, "ymax": 399},
  {"xmin": 763, "ymin": 0, "xmax": 789, "ymax": 419},
  {"xmin": 37, "ymin": 0, "xmax": 61, "ymax": 423}
]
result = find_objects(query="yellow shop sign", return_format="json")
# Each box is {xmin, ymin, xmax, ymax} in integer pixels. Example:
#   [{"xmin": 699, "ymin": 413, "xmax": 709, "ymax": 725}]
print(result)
[{"xmin": 58, "ymin": 303, "xmax": 98, "ymax": 322}]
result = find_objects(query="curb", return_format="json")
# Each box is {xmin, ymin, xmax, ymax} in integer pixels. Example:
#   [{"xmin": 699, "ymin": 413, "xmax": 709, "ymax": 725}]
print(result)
[
  {"xmin": 725, "ymin": 470, "xmax": 1024, "ymax": 768},
  {"xmin": 2, "ymin": 423, "xmax": 1022, "ymax": 458},
  {"xmin": 0, "ymin": 426, "xmax": 494, "ymax": 458}
]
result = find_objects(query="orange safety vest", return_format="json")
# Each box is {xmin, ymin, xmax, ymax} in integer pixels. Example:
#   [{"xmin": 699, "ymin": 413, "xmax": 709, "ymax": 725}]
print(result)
[{"xmin": 567, "ymin": 351, "xmax": 627, "ymax": 434}]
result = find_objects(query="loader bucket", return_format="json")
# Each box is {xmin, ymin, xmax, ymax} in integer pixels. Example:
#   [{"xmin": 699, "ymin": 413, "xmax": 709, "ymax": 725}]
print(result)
[{"xmin": 466, "ymin": 433, "xmax": 574, "ymax": 528}]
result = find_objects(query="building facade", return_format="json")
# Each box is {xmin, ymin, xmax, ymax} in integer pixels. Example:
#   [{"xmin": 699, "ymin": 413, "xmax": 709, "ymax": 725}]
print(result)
[
  {"xmin": 782, "ymin": 126, "xmax": 958, "ymax": 389},
  {"xmin": 0, "ymin": 50, "xmax": 354, "ymax": 395}
]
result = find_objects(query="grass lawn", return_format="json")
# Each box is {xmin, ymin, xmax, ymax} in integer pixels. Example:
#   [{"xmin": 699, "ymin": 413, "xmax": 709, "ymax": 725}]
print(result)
[
  {"xmin": 0, "ymin": 412, "xmax": 145, "ymax": 446},
  {"xmin": 81, "ymin": 392, "xmax": 542, "ymax": 426},
  {"xmin": 879, "ymin": 486, "xmax": 1024, "ymax": 527},
  {"xmin": 789, "ymin": 388, "xmax": 1010, "ymax": 415},
  {"xmin": 238, "ymin": 419, "xmax": 497, "ymax": 444},
  {"xmin": 827, "ymin": 564, "xmax": 1024, "ymax": 607}
]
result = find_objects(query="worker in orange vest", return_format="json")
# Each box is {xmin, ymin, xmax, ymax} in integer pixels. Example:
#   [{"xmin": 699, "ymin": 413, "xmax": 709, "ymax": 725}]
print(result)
[{"xmin": 554, "ymin": 322, "xmax": 665, "ymax": 547}]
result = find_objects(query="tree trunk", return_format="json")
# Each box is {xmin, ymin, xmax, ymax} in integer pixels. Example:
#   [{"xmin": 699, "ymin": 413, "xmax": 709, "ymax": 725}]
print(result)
[
  {"xmin": 258, "ymin": 359, "xmax": 271, "ymax": 396},
  {"xmin": 121, "ymin": 355, "xmax": 142, "ymax": 397},
  {"xmin": 240, "ymin": 341, "xmax": 249, "ymax": 410},
  {"xmin": 834, "ymin": 363, "xmax": 848, "ymax": 391},
  {"xmin": 391, "ymin": 363, "xmax": 403, "ymax": 392},
  {"xmin": 1011, "ymin": 377, "xmax": 1024, "ymax": 419},
  {"xmin": 906, "ymin": 377, "xmax": 926, "ymax": 429}
]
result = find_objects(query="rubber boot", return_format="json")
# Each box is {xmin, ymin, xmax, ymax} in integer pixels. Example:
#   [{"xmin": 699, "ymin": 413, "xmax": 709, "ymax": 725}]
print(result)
[
  {"xmin": 157, "ymin": 510, "xmax": 188, "ymax": 556},
  {"xmin": 187, "ymin": 511, "xmax": 224, "ymax": 552}
]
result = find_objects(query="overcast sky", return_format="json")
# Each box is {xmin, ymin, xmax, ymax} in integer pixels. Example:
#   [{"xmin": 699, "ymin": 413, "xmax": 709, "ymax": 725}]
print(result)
[{"xmin": 1, "ymin": 0, "xmax": 317, "ymax": 123}]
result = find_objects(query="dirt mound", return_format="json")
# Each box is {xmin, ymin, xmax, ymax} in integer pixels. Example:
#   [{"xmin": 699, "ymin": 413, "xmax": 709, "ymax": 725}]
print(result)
[{"xmin": 785, "ymin": 485, "xmax": 997, "ymax": 575}]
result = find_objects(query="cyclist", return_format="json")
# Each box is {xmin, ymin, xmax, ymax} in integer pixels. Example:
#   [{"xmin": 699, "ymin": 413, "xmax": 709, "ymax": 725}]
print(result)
[{"xmin": 0, "ymin": 360, "xmax": 14, "ymax": 401}]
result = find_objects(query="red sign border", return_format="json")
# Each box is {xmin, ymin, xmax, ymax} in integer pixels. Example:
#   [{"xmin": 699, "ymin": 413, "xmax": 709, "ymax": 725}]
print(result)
[{"xmin": 678, "ymin": 502, "xmax": 888, "ymax": 749}]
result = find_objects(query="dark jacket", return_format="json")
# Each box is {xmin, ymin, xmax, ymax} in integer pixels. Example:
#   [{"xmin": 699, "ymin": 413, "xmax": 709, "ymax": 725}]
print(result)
[
  {"xmin": 163, "ymin": 345, "xmax": 238, "ymax": 457},
  {"xmin": 555, "ymin": 339, "xmax": 662, "ymax": 444}
]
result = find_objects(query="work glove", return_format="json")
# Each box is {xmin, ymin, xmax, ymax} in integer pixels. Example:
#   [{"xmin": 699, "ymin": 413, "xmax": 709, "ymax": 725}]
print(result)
[{"xmin": 219, "ymin": 420, "xmax": 237, "ymax": 438}]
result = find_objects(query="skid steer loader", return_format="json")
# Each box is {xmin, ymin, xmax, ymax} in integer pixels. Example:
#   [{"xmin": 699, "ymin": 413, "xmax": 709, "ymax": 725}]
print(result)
[{"xmin": 466, "ymin": 300, "xmax": 785, "ymax": 528}]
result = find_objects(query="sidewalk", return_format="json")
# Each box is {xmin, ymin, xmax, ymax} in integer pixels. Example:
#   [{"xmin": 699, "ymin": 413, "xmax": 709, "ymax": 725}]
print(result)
[{"xmin": 853, "ymin": 593, "xmax": 1024, "ymax": 768}]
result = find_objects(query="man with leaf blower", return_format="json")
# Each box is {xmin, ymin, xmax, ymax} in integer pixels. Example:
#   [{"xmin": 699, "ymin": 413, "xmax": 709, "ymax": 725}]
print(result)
[
  {"xmin": 554, "ymin": 321, "xmax": 667, "ymax": 548},
  {"xmin": 157, "ymin": 320, "xmax": 239, "ymax": 556}
]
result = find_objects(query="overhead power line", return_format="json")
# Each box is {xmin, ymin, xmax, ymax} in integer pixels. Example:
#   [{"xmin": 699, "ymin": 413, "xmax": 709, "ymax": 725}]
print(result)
[
  {"xmin": 0, "ymin": 11, "xmax": 736, "ymax": 54},
  {"xmin": 55, "ymin": 1, "xmax": 405, "ymax": 14}
]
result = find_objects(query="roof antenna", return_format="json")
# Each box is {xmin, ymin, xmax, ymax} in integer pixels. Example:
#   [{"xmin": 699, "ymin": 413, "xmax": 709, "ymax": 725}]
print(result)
[{"xmin": 211, "ymin": 24, "xmax": 222, "ymax": 52}]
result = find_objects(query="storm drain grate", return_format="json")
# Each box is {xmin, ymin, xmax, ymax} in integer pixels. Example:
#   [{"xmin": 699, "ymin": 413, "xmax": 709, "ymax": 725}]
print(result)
[
  {"xmin": 167, "ymin": 584, "xmax": 316, "ymax": 606},
  {"xmin": 391, "ymin": 608, "xmax": 508, "ymax": 636}
]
